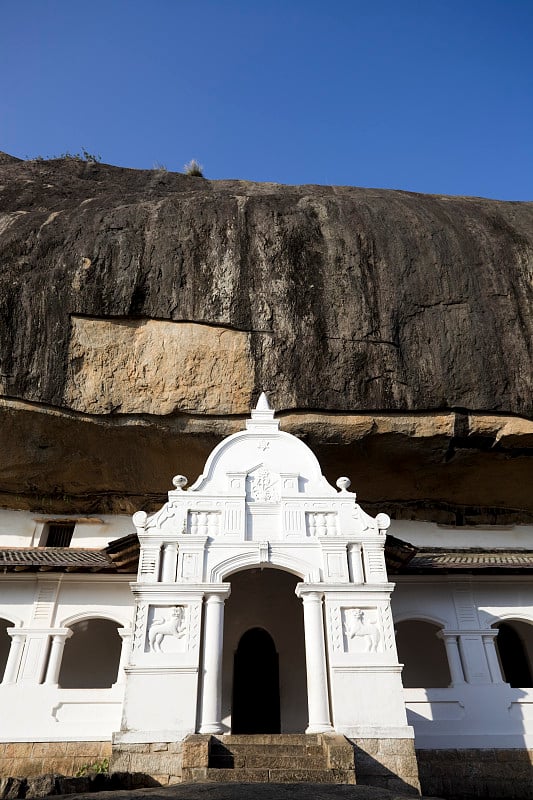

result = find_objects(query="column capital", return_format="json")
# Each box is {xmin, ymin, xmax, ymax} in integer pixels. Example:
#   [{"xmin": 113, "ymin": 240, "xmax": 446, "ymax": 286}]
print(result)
[
  {"xmin": 204, "ymin": 584, "xmax": 231, "ymax": 602},
  {"xmin": 7, "ymin": 627, "xmax": 72, "ymax": 637},
  {"xmin": 295, "ymin": 584, "xmax": 323, "ymax": 601},
  {"xmin": 6, "ymin": 629, "xmax": 25, "ymax": 641}
]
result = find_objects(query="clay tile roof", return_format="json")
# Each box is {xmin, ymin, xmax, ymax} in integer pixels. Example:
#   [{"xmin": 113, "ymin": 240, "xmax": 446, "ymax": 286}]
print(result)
[
  {"xmin": 403, "ymin": 548, "xmax": 533, "ymax": 573},
  {"xmin": 0, "ymin": 547, "xmax": 114, "ymax": 572}
]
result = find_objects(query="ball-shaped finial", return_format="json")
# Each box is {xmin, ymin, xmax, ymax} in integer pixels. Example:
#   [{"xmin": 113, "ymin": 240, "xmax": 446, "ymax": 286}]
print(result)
[
  {"xmin": 172, "ymin": 475, "xmax": 188, "ymax": 489},
  {"xmin": 132, "ymin": 510, "xmax": 147, "ymax": 528},
  {"xmin": 336, "ymin": 476, "xmax": 351, "ymax": 492},
  {"xmin": 376, "ymin": 513, "xmax": 391, "ymax": 531}
]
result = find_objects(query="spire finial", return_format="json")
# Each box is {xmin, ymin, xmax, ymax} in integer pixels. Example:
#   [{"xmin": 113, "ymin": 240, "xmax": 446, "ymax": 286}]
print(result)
[
  {"xmin": 247, "ymin": 390, "xmax": 279, "ymax": 431},
  {"xmin": 255, "ymin": 391, "xmax": 271, "ymax": 411}
]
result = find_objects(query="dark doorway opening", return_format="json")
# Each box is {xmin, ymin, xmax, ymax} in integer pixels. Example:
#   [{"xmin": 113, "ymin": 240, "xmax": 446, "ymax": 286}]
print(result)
[{"xmin": 232, "ymin": 627, "xmax": 281, "ymax": 734}]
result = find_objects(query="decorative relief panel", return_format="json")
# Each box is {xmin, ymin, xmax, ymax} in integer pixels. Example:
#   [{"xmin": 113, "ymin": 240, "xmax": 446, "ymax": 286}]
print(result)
[
  {"xmin": 133, "ymin": 603, "xmax": 148, "ymax": 651},
  {"xmin": 146, "ymin": 605, "xmax": 187, "ymax": 654},
  {"xmin": 363, "ymin": 545, "xmax": 387, "ymax": 580},
  {"xmin": 179, "ymin": 552, "xmax": 201, "ymax": 582},
  {"xmin": 187, "ymin": 510, "xmax": 220, "ymax": 537},
  {"xmin": 223, "ymin": 504, "xmax": 243, "ymax": 535},
  {"xmin": 328, "ymin": 606, "xmax": 344, "ymax": 652},
  {"xmin": 380, "ymin": 606, "xmax": 395, "ymax": 652},
  {"xmin": 32, "ymin": 583, "xmax": 58, "ymax": 623},
  {"xmin": 145, "ymin": 504, "xmax": 176, "ymax": 531},
  {"xmin": 342, "ymin": 607, "xmax": 383, "ymax": 653},
  {"xmin": 306, "ymin": 512, "xmax": 339, "ymax": 537},
  {"xmin": 139, "ymin": 548, "xmax": 160, "ymax": 579},
  {"xmin": 246, "ymin": 467, "xmax": 280, "ymax": 503},
  {"xmin": 187, "ymin": 603, "xmax": 202, "ymax": 653},
  {"xmin": 325, "ymin": 551, "xmax": 347, "ymax": 580},
  {"xmin": 283, "ymin": 504, "xmax": 304, "ymax": 536}
]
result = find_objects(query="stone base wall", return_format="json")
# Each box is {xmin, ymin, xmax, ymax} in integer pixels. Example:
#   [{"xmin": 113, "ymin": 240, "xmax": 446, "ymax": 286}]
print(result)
[
  {"xmin": 417, "ymin": 748, "xmax": 533, "ymax": 800},
  {"xmin": 350, "ymin": 738, "xmax": 420, "ymax": 795},
  {"xmin": 110, "ymin": 742, "xmax": 183, "ymax": 785},
  {"xmin": 0, "ymin": 742, "xmax": 111, "ymax": 779}
]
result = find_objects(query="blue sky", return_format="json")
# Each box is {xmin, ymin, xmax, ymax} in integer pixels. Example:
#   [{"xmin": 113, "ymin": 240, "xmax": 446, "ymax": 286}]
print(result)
[{"xmin": 1, "ymin": 1, "xmax": 532, "ymax": 199}]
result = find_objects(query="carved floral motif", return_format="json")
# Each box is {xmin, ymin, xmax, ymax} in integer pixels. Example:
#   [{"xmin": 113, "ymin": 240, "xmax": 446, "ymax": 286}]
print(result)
[{"xmin": 247, "ymin": 467, "xmax": 280, "ymax": 502}]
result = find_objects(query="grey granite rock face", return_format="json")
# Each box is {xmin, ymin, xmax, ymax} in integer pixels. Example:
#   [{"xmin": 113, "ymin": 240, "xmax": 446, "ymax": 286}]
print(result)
[
  {"xmin": 1, "ymin": 155, "xmax": 532, "ymax": 415},
  {"xmin": 0, "ymin": 155, "xmax": 532, "ymax": 517}
]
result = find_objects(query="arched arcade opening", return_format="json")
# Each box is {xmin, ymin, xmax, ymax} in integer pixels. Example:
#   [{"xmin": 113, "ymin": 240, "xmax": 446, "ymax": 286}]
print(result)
[
  {"xmin": 494, "ymin": 619, "xmax": 533, "ymax": 688},
  {"xmin": 395, "ymin": 619, "xmax": 451, "ymax": 688},
  {"xmin": 58, "ymin": 618, "xmax": 122, "ymax": 688}
]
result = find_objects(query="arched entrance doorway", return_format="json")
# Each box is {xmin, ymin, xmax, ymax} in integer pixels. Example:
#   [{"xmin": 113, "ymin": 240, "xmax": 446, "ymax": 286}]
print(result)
[
  {"xmin": 222, "ymin": 567, "xmax": 308, "ymax": 733},
  {"xmin": 232, "ymin": 628, "xmax": 280, "ymax": 734}
]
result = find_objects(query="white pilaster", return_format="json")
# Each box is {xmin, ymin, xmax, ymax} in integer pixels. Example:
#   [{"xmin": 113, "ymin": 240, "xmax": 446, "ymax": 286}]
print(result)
[
  {"xmin": 2, "ymin": 630, "xmax": 25, "ymax": 684},
  {"xmin": 457, "ymin": 632, "xmax": 492, "ymax": 684},
  {"xmin": 161, "ymin": 542, "xmax": 178, "ymax": 582},
  {"xmin": 115, "ymin": 628, "xmax": 133, "ymax": 684},
  {"xmin": 482, "ymin": 631, "xmax": 505, "ymax": 684},
  {"xmin": 43, "ymin": 629, "xmax": 72, "ymax": 685},
  {"xmin": 296, "ymin": 587, "xmax": 333, "ymax": 733},
  {"xmin": 440, "ymin": 632, "xmax": 466, "ymax": 686},
  {"xmin": 199, "ymin": 587, "xmax": 231, "ymax": 734}
]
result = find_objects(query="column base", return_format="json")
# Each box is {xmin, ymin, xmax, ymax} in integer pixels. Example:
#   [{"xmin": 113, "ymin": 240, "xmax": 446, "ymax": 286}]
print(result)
[
  {"xmin": 198, "ymin": 723, "xmax": 225, "ymax": 734},
  {"xmin": 306, "ymin": 723, "xmax": 334, "ymax": 734}
]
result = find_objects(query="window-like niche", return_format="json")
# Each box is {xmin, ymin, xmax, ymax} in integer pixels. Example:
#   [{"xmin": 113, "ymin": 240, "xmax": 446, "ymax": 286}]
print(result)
[
  {"xmin": 42, "ymin": 522, "xmax": 75, "ymax": 547},
  {"xmin": 0, "ymin": 618, "xmax": 11, "ymax": 681},
  {"xmin": 58, "ymin": 619, "xmax": 121, "ymax": 688},
  {"xmin": 495, "ymin": 620, "xmax": 533, "ymax": 688},
  {"xmin": 395, "ymin": 619, "xmax": 451, "ymax": 688}
]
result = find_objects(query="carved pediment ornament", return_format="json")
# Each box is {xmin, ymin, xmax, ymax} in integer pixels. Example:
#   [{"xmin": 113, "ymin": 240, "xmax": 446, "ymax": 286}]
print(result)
[{"xmin": 247, "ymin": 467, "xmax": 280, "ymax": 503}]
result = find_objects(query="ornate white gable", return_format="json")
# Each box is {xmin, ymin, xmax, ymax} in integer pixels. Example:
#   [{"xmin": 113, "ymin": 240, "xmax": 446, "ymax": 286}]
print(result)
[{"xmin": 131, "ymin": 393, "xmax": 390, "ymax": 584}]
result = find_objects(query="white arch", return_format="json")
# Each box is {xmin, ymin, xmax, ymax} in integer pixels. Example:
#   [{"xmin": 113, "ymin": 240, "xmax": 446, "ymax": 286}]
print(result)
[
  {"xmin": 0, "ymin": 612, "xmax": 23, "ymax": 628},
  {"xmin": 210, "ymin": 551, "xmax": 319, "ymax": 583},
  {"xmin": 393, "ymin": 612, "xmax": 448, "ymax": 628},
  {"xmin": 490, "ymin": 613, "xmax": 533, "ymax": 628},
  {"xmin": 60, "ymin": 611, "xmax": 126, "ymax": 628}
]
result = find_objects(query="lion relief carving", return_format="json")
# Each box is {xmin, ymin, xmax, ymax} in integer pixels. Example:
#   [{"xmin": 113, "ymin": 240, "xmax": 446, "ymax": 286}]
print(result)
[{"xmin": 148, "ymin": 606, "xmax": 187, "ymax": 653}]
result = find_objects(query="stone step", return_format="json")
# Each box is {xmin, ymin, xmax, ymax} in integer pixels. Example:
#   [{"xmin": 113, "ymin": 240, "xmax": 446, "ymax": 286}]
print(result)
[
  {"xmin": 203, "ymin": 768, "xmax": 355, "ymax": 784},
  {"xmin": 216, "ymin": 734, "xmax": 320, "ymax": 745},
  {"xmin": 209, "ymin": 753, "xmax": 329, "ymax": 770},
  {"xmin": 210, "ymin": 743, "xmax": 324, "ymax": 759},
  {"xmin": 203, "ymin": 769, "xmax": 269, "ymax": 783}
]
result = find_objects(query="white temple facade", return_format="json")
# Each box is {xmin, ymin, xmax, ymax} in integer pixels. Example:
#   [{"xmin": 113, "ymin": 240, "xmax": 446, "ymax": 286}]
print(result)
[{"xmin": 117, "ymin": 392, "xmax": 410, "ymax": 744}]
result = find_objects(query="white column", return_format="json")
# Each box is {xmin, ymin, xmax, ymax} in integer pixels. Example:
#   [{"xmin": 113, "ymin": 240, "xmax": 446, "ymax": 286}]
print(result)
[
  {"xmin": 199, "ymin": 590, "xmax": 229, "ymax": 734},
  {"xmin": 161, "ymin": 543, "xmax": 178, "ymax": 583},
  {"xmin": 44, "ymin": 630, "xmax": 72, "ymax": 685},
  {"xmin": 2, "ymin": 631, "xmax": 25, "ymax": 684},
  {"xmin": 114, "ymin": 628, "xmax": 133, "ymax": 684},
  {"xmin": 298, "ymin": 589, "xmax": 333, "ymax": 733},
  {"xmin": 440, "ymin": 633, "xmax": 465, "ymax": 686},
  {"xmin": 482, "ymin": 632, "xmax": 504, "ymax": 683}
]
